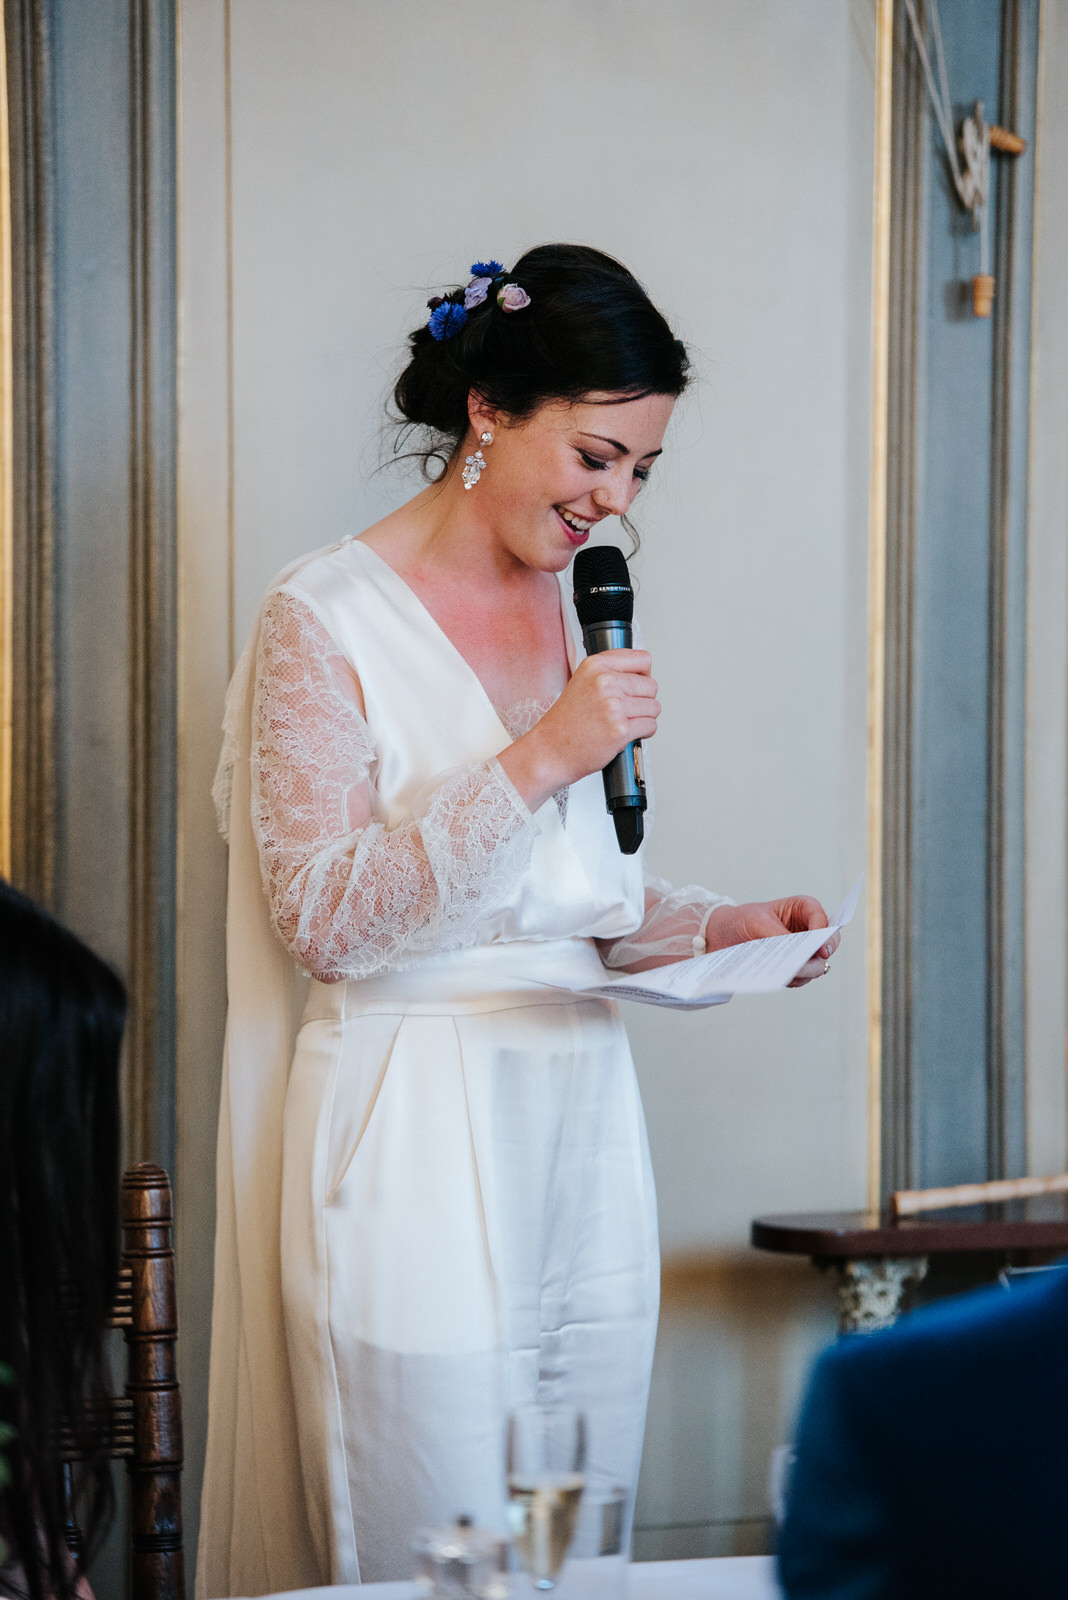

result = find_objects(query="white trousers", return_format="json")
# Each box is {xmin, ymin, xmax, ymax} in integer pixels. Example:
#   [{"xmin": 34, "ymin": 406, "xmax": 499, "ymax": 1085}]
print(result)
[{"xmin": 280, "ymin": 947, "xmax": 660, "ymax": 1584}]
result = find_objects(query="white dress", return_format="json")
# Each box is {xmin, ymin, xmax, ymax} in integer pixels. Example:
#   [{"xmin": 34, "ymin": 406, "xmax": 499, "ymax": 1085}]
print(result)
[{"xmin": 197, "ymin": 538, "xmax": 730, "ymax": 1597}]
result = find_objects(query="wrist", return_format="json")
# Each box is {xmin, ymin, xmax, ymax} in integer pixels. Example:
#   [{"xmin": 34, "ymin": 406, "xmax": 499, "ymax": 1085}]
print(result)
[
  {"xmin": 496, "ymin": 728, "xmax": 567, "ymax": 813},
  {"xmin": 701, "ymin": 903, "xmax": 738, "ymax": 953},
  {"xmin": 692, "ymin": 906, "xmax": 716, "ymax": 957}
]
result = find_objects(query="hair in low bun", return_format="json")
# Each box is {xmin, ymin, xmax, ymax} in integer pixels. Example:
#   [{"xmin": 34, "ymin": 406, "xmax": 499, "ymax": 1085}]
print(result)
[{"xmin": 391, "ymin": 243, "xmax": 690, "ymax": 479}]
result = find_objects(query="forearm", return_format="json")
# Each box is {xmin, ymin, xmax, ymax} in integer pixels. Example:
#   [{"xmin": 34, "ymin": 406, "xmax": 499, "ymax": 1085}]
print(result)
[
  {"xmin": 263, "ymin": 759, "xmax": 537, "ymax": 980},
  {"xmin": 598, "ymin": 875, "xmax": 735, "ymax": 973}
]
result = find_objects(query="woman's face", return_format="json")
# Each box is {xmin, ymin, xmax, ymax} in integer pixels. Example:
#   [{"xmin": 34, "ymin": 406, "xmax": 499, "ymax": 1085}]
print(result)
[{"xmin": 468, "ymin": 390, "xmax": 677, "ymax": 571}]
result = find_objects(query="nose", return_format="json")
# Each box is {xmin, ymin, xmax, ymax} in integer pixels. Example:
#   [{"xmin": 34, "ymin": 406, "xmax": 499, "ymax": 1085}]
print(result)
[{"xmin": 592, "ymin": 465, "xmax": 637, "ymax": 518}]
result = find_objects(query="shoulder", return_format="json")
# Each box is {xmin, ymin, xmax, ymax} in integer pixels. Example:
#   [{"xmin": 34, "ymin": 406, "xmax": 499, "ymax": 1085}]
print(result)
[
  {"xmin": 266, "ymin": 538, "xmax": 362, "ymax": 608},
  {"xmin": 813, "ymin": 1262, "xmax": 1068, "ymax": 1402},
  {"xmin": 782, "ymin": 1267, "xmax": 1068, "ymax": 1599},
  {"xmin": 256, "ymin": 539, "xmax": 372, "ymax": 643},
  {"xmin": 252, "ymin": 551, "xmax": 364, "ymax": 690}
]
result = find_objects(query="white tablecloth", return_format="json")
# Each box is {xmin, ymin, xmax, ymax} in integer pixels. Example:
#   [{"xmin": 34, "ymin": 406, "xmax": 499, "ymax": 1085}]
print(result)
[{"xmin": 234, "ymin": 1555, "xmax": 781, "ymax": 1599}]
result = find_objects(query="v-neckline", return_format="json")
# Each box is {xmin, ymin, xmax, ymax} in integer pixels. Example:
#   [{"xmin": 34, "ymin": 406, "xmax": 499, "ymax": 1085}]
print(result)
[{"xmin": 348, "ymin": 538, "xmax": 579, "ymax": 734}]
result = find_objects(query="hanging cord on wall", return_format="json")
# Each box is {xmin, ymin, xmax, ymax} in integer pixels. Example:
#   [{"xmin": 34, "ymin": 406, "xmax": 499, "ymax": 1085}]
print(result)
[
  {"xmin": 903, "ymin": 0, "xmax": 970, "ymax": 207},
  {"xmin": 904, "ymin": 0, "xmax": 993, "ymax": 311},
  {"xmin": 903, "ymin": 0, "xmax": 1028, "ymax": 317}
]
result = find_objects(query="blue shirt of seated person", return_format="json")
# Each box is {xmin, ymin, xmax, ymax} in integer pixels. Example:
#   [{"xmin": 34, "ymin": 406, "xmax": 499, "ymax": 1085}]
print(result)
[{"xmin": 777, "ymin": 1262, "xmax": 1068, "ymax": 1600}]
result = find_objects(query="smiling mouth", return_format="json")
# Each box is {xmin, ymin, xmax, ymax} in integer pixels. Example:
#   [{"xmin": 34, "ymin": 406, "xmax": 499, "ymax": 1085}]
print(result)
[{"xmin": 556, "ymin": 506, "xmax": 596, "ymax": 539}]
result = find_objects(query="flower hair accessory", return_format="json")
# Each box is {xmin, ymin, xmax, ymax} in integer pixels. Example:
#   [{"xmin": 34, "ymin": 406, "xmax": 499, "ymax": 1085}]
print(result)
[
  {"xmin": 497, "ymin": 282, "xmax": 531, "ymax": 313},
  {"xmin": 463, "ymin": 277, "xmax": 492, "ymax": 310},
  {"xmin": 427, "ymin": 299, "xmax": 467, "ymax": 341},
  {"xmin": 426, "ymin": 258, "xmax": 532, "ymax": 339}
]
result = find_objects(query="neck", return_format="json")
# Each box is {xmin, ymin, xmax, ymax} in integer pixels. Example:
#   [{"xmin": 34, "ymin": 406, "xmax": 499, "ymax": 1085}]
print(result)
[{"xmin": 398, "ymin": 457, "xmax": 541, "ymax": 590}]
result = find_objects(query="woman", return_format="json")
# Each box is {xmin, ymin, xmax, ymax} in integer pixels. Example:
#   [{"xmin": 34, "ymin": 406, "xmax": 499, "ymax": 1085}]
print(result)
[
  {"xmin": 200, "ymin": 245, "xmax": 838, "ymax": 1595},
  {"xmin": 0, "ymin": 881, "xmax": 126, "ymax": 1600}
]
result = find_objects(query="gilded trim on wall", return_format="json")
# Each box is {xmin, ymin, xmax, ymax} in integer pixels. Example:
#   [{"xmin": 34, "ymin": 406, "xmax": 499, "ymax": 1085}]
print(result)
[
  {"xmin": 0, "ymin": 10, "xmax": 13, "ymax": 881},
  {"xmin": 866, "ymin": 0, "xmax": 894, "ymax": 1212}
]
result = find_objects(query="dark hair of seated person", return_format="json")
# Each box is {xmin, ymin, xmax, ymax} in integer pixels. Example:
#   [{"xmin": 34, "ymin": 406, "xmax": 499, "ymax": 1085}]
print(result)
[{"xmin": 0, "ymin": 880, "xmax": 126, "ymax": 1600}]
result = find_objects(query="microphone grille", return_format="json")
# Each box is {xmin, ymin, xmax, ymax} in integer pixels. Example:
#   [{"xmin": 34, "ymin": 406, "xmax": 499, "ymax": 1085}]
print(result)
[{"xmin": 573, "ymin": 544, "xmax": 634, "ymax": 626}]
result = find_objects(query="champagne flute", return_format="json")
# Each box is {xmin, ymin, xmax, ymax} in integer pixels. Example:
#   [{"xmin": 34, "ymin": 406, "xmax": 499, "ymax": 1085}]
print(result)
[{"xmin": 506, "ymin": 1405, "xmax": 587, "ymax": 1591}]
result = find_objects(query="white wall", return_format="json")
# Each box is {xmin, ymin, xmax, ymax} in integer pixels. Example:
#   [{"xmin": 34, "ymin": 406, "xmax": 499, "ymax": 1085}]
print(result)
[
  {"xmin": 1026, "ymin": 0, "xmax": 1068, "ymax": 1178},
  {"xmin": 177, "ymin": 0, "xmax": 877, "ymax": 1566}
]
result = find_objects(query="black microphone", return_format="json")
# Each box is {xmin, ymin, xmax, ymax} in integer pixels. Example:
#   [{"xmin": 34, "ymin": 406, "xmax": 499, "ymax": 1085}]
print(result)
[{"xmin": 572, "ymin": 544, "xmax": 647, "ymax": 855}]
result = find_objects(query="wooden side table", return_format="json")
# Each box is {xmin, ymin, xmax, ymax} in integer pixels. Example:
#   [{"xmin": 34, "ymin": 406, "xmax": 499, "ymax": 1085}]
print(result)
[{"xmin": 751, "ymin": 1196, "xmax": 1068, "ymax": 1332}]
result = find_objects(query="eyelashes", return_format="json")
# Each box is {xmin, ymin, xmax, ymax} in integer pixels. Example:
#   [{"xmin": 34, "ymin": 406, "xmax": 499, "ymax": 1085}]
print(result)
[{"xmin": 578, "ymin": 449, "xmax": 650, "ymax": 482}]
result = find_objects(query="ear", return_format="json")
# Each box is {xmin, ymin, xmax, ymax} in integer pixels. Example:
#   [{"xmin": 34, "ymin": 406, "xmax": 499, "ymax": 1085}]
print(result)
[{"xmin": 467, "ymin": 390, "xmax": 499, "ymax": 439}]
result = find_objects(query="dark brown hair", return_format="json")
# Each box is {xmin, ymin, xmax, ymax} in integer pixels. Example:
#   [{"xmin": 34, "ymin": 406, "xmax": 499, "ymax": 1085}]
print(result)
[
  {"xmin": 0, "ymin": 880, "xmax": 125, "ymax": 1600},
  {"xmin": 392, "ymin": 243, "xmax": 690, "ymax": 479}
]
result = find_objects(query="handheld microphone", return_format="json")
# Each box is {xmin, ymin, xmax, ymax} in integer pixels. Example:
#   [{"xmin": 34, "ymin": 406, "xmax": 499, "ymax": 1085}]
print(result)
[{"xmin": 572, "ymin": 544, "xmax": 647, "ymax": 855}]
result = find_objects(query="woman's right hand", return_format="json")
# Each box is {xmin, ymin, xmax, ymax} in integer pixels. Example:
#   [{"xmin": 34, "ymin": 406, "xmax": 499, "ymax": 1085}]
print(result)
[{"xmin": 497, "ymin": 649, "xmax": 660, "ymax": 813}]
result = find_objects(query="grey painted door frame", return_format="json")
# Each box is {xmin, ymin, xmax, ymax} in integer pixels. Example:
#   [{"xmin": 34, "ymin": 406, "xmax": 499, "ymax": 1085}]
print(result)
[
  {"xmin": 881, "ymin": 0, "xmax": 1039, "ymax": 1196},
  {"xmin": 5, "ymin": 0, "xmax": 178, "ymax": 1175}
]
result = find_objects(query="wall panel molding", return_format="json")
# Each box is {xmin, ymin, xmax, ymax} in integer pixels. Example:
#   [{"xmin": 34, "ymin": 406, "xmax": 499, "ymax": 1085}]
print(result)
[
  {"xmin": 4, "ymin": 0, "xmax": 178, "ymax": 1171},
  {"xmin": 5, "ymin": 0, "xmax": 55, "ymax": 902},
  {"xmin": 127, "ymin": 0, "xmax": 178, "ymax": 1167},
  {"xmin": 985, "ymin": 0, "xmax": 1036, "ymax": 1180},
  {"xmin": 881, "ymin": 0, "xmax": 927, "ymax": 1195},
  {"xmin": 0, "ymin": 8, "xmax": 13, "ymax": 879},
  {"xmin": 4, "ymin": 8, "xmax": 178, "ymax": 1589},
  {"xmin": 1023, "ymin": 0, "xmax": 1068, "ymax": 1179},
  {"xmin": 881, "ymin": 0, "xmax": 1038, "ymax": 1196}
]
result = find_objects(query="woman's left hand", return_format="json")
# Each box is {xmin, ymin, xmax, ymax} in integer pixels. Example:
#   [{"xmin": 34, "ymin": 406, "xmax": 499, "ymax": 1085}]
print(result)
[{"xmin": 702, "ymin": 897, "xmax": 841, "ymax": 988}]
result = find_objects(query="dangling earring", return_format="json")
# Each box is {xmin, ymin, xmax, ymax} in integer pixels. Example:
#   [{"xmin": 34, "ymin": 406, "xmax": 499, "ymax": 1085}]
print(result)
[{"xmin": 462, "ymin": 431, "xmax": 493, "ymax": 490}]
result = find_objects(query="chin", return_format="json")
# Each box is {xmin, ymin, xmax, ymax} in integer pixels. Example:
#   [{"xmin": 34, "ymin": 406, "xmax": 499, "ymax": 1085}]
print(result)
[
  {"xmin": 512, "ymin": 533, "xmax": 575, "ymax": 573},
  {"xmin": 541, "ymin": 544, "xmax": 580, "ymax": 574},
  {"xmin": 509, "ymin": 516, "xmax": 586, "ymax": 573}
]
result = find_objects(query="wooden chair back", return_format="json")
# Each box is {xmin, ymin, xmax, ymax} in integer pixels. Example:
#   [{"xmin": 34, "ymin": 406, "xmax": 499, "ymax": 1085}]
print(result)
[{"xmin": 59, "ymin": 1162, "xmax": 185, "ymax": 1600}]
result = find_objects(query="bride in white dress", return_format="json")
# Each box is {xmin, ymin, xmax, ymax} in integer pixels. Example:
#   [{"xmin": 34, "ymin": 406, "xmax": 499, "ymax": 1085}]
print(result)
[{"xmin": 197, "ymin": 245, "xmax": 839, "ymax": 1597}]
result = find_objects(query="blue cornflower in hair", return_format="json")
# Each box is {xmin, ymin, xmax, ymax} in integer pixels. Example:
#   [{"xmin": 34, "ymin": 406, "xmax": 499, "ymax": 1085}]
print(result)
[
  {"xmin": 470, "ymin": 260, "xmax": 504, "ymax": 278},
  {"xmin": 428, "ymin": 300, "xmax": 468, "ymax": 341}
]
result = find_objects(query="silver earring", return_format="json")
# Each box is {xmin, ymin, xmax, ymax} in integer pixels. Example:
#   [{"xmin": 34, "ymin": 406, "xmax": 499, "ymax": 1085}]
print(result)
[{"xmin": 462, "ymin": 431, "xmax": 493, "ymax": 490}]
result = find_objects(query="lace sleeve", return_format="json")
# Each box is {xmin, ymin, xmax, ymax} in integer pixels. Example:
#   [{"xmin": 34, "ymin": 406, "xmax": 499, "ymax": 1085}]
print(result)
[
  {"xmin": 249, "ymin": 589, "xmax": 538, "ymax": 980},
  {"xmin": 597, "ymin": 871, "xmax": 735, "ymax": 973}
]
